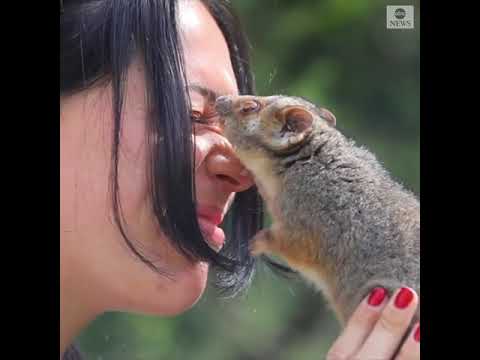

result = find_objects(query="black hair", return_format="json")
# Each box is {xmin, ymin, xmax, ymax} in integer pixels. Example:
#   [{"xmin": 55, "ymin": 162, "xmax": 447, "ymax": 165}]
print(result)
[
  {"xmin": 60, "ymin": 0, "xmax": 263, "ymax": 303},
  {"xmin": 61, "ymin": 344, "xmax": 84, "ymax": 360}
]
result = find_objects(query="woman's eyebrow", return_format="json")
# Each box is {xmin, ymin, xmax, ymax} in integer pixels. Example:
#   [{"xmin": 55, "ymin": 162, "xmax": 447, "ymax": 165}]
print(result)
[{"xmin": 187, "ymin": 84, "xmax": 221, "ymax": 103}]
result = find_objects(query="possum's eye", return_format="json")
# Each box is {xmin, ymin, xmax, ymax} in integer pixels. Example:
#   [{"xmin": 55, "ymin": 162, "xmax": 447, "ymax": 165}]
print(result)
[{"xmin": 240, "ymin": 100, "xmax": 261, "ymax": 114}]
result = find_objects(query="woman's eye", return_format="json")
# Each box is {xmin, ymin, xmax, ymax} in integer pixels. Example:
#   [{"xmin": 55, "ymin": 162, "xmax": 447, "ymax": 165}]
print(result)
[
  {"xmin": 190, "ymin": 110, "xmax": 211, "ymax": 124},
  {"xmin": 190, "ymin": 110, "xmax": 204, "ymax": 122},
  {"xmin": 190, "ymin": 108, "xmax": 218, "ymax": 125}
]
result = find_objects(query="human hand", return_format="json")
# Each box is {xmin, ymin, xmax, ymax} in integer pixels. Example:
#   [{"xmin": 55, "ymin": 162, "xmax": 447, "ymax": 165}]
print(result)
[{"xmin": 327, "ymin": 287, "xmax": 420, "ymax": 360}]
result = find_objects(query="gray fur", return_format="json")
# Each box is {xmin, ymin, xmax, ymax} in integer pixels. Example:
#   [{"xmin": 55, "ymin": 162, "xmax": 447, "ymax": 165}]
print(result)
[{"xmin": 278, "ymin": 125, "xmax": 420, "ymax": 322}]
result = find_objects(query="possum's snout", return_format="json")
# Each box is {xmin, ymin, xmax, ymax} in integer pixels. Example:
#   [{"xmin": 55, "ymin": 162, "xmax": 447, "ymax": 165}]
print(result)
[{"xmin": 215, "ymin": 95, "xmax": 233, "ymax": 116}]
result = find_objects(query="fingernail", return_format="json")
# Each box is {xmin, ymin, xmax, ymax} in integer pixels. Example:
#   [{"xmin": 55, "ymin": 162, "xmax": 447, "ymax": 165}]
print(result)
[
  {"xmin": 368, "ymin": 287, "xmax": 387, "ymax": 306},
  {"xmin": 394, "ymin": 287, "xmax": 414, "ymax": 309},
  {"xmin": 414, "ymin": 323, "xmax": 420, "ymax": 342}
]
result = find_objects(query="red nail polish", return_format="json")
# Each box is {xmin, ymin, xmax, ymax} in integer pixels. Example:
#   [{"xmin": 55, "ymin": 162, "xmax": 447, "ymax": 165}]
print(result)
[
  {"xmin": 414, "ymin": 323, "xmax": 420, "ymax": 342},
  {"xmin": 368, "ymin": 287, "xmax": 387, "ymax": 306},
  {"xmin": 394, "ymin": 287, "xmax": 414, "ymax": 309}
]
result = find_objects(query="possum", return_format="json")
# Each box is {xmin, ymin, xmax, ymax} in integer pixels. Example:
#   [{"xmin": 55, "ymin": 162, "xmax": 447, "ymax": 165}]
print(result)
[{"xmin": 215, "ymin": 94, "xmax": 420, "ymax": 327}]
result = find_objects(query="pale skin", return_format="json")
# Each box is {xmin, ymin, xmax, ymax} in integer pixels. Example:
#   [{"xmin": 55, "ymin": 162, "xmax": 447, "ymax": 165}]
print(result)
[{"xmin": 59, "ymin": 1, "xmax": 419, "ymax": 359}]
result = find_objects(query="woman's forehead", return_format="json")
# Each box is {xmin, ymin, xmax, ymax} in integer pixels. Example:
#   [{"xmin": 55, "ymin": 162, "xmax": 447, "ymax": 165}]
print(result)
[{"xmin": 178, "ymin": 0, "xmax": 239, "ymax": 97}]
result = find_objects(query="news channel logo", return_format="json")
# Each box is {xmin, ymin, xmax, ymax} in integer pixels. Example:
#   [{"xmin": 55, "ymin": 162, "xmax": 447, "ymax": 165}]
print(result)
[{"xmin": 386, "ymin": 6, "xmax": 414, "ymax": 29}]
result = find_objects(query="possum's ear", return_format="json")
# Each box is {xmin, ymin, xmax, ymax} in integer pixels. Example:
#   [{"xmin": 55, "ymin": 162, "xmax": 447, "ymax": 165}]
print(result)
[
  {"xmin": 270, "ymin": 106, "xmax": 315, "ymax": 153},
  {"xmin": 283, "ymin": 107, "xmax": 313, "ymax": 134},
  {"xmin": 317, "ymin": 107, "xmax": 336, "ymax": 127},
  {"xmin": 269, "ymin": 107, "xmax": 314, "ymax": 152}
]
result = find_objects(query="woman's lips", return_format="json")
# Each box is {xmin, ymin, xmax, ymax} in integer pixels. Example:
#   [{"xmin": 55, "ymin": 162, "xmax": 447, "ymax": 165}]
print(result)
[
  {"xmin": 197, "ymin": 205, "xmax": 225, "ymax": 252},
  {"xmin": 197, "ymin": 217, "xmax": 225, "ymax": 252}
]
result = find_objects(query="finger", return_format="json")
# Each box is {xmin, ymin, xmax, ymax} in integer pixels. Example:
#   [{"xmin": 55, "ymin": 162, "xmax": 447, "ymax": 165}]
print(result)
[
  {"xmin": 355, "ymin": 287, "xmax": 419, "ymax": 360},
  {"xmin": 326, "ymin": 287, "xmax": 388, "ymax": 360},
  {"xmin": 395, "ymin": 322, "xmax": 420, "ymax": 360}
]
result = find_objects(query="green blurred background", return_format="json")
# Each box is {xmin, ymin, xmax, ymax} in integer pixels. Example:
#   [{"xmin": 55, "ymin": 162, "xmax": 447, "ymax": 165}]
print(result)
[{"xmin": 77, "ymin": 0, "xmax": 420, "ymax": 358}]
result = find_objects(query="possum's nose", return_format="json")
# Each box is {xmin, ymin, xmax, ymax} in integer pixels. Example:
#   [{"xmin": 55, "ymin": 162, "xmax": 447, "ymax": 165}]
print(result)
[{"xmin": 215, "ymin": 95, "xmax": 233, "ymax": 116}]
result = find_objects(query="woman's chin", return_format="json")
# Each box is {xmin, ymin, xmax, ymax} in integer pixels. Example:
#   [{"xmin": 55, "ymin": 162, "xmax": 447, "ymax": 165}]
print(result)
[
  {"xmin": 140, "ymin": 261, "xmax": 210, "ymax": 316},
  {"xmin": 168, "ymin": 261, "xmax": 210, "ymax": 314}
]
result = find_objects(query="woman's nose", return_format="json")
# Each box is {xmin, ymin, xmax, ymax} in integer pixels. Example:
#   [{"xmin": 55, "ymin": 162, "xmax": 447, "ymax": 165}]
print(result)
[{"xmin": 205, "ymin": 149, "xmax": 254, "ymax": 193}]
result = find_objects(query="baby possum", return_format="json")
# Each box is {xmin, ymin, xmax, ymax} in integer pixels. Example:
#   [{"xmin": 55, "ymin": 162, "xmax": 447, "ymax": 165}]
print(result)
[{"xmin": 215, "ymin": 95, "xmax": 420, "ymax": 326}]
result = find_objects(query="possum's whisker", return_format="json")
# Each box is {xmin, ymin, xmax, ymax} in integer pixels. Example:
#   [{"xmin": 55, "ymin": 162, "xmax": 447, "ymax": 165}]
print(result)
[{"xmin": 267, "ymin": 68, "xmax": 277, "ymax": 87}]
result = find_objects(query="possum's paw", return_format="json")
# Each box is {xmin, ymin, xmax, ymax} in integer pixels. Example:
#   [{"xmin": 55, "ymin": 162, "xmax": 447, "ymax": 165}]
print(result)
[{"xmin": 249, "ymin": 228, "xmax": 273, "ymax": 256}]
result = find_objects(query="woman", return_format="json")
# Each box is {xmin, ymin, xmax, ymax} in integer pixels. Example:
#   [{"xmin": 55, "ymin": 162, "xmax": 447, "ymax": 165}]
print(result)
[{"xmin": 60, "ymin": 0, "xmax": 420, "ymax": 359}]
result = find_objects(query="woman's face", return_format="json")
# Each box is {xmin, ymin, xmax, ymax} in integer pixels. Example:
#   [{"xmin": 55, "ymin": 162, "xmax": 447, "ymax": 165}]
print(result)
[{"xmin": 60, "ymin": 0, "xmax": 253, "ymax": 316}]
